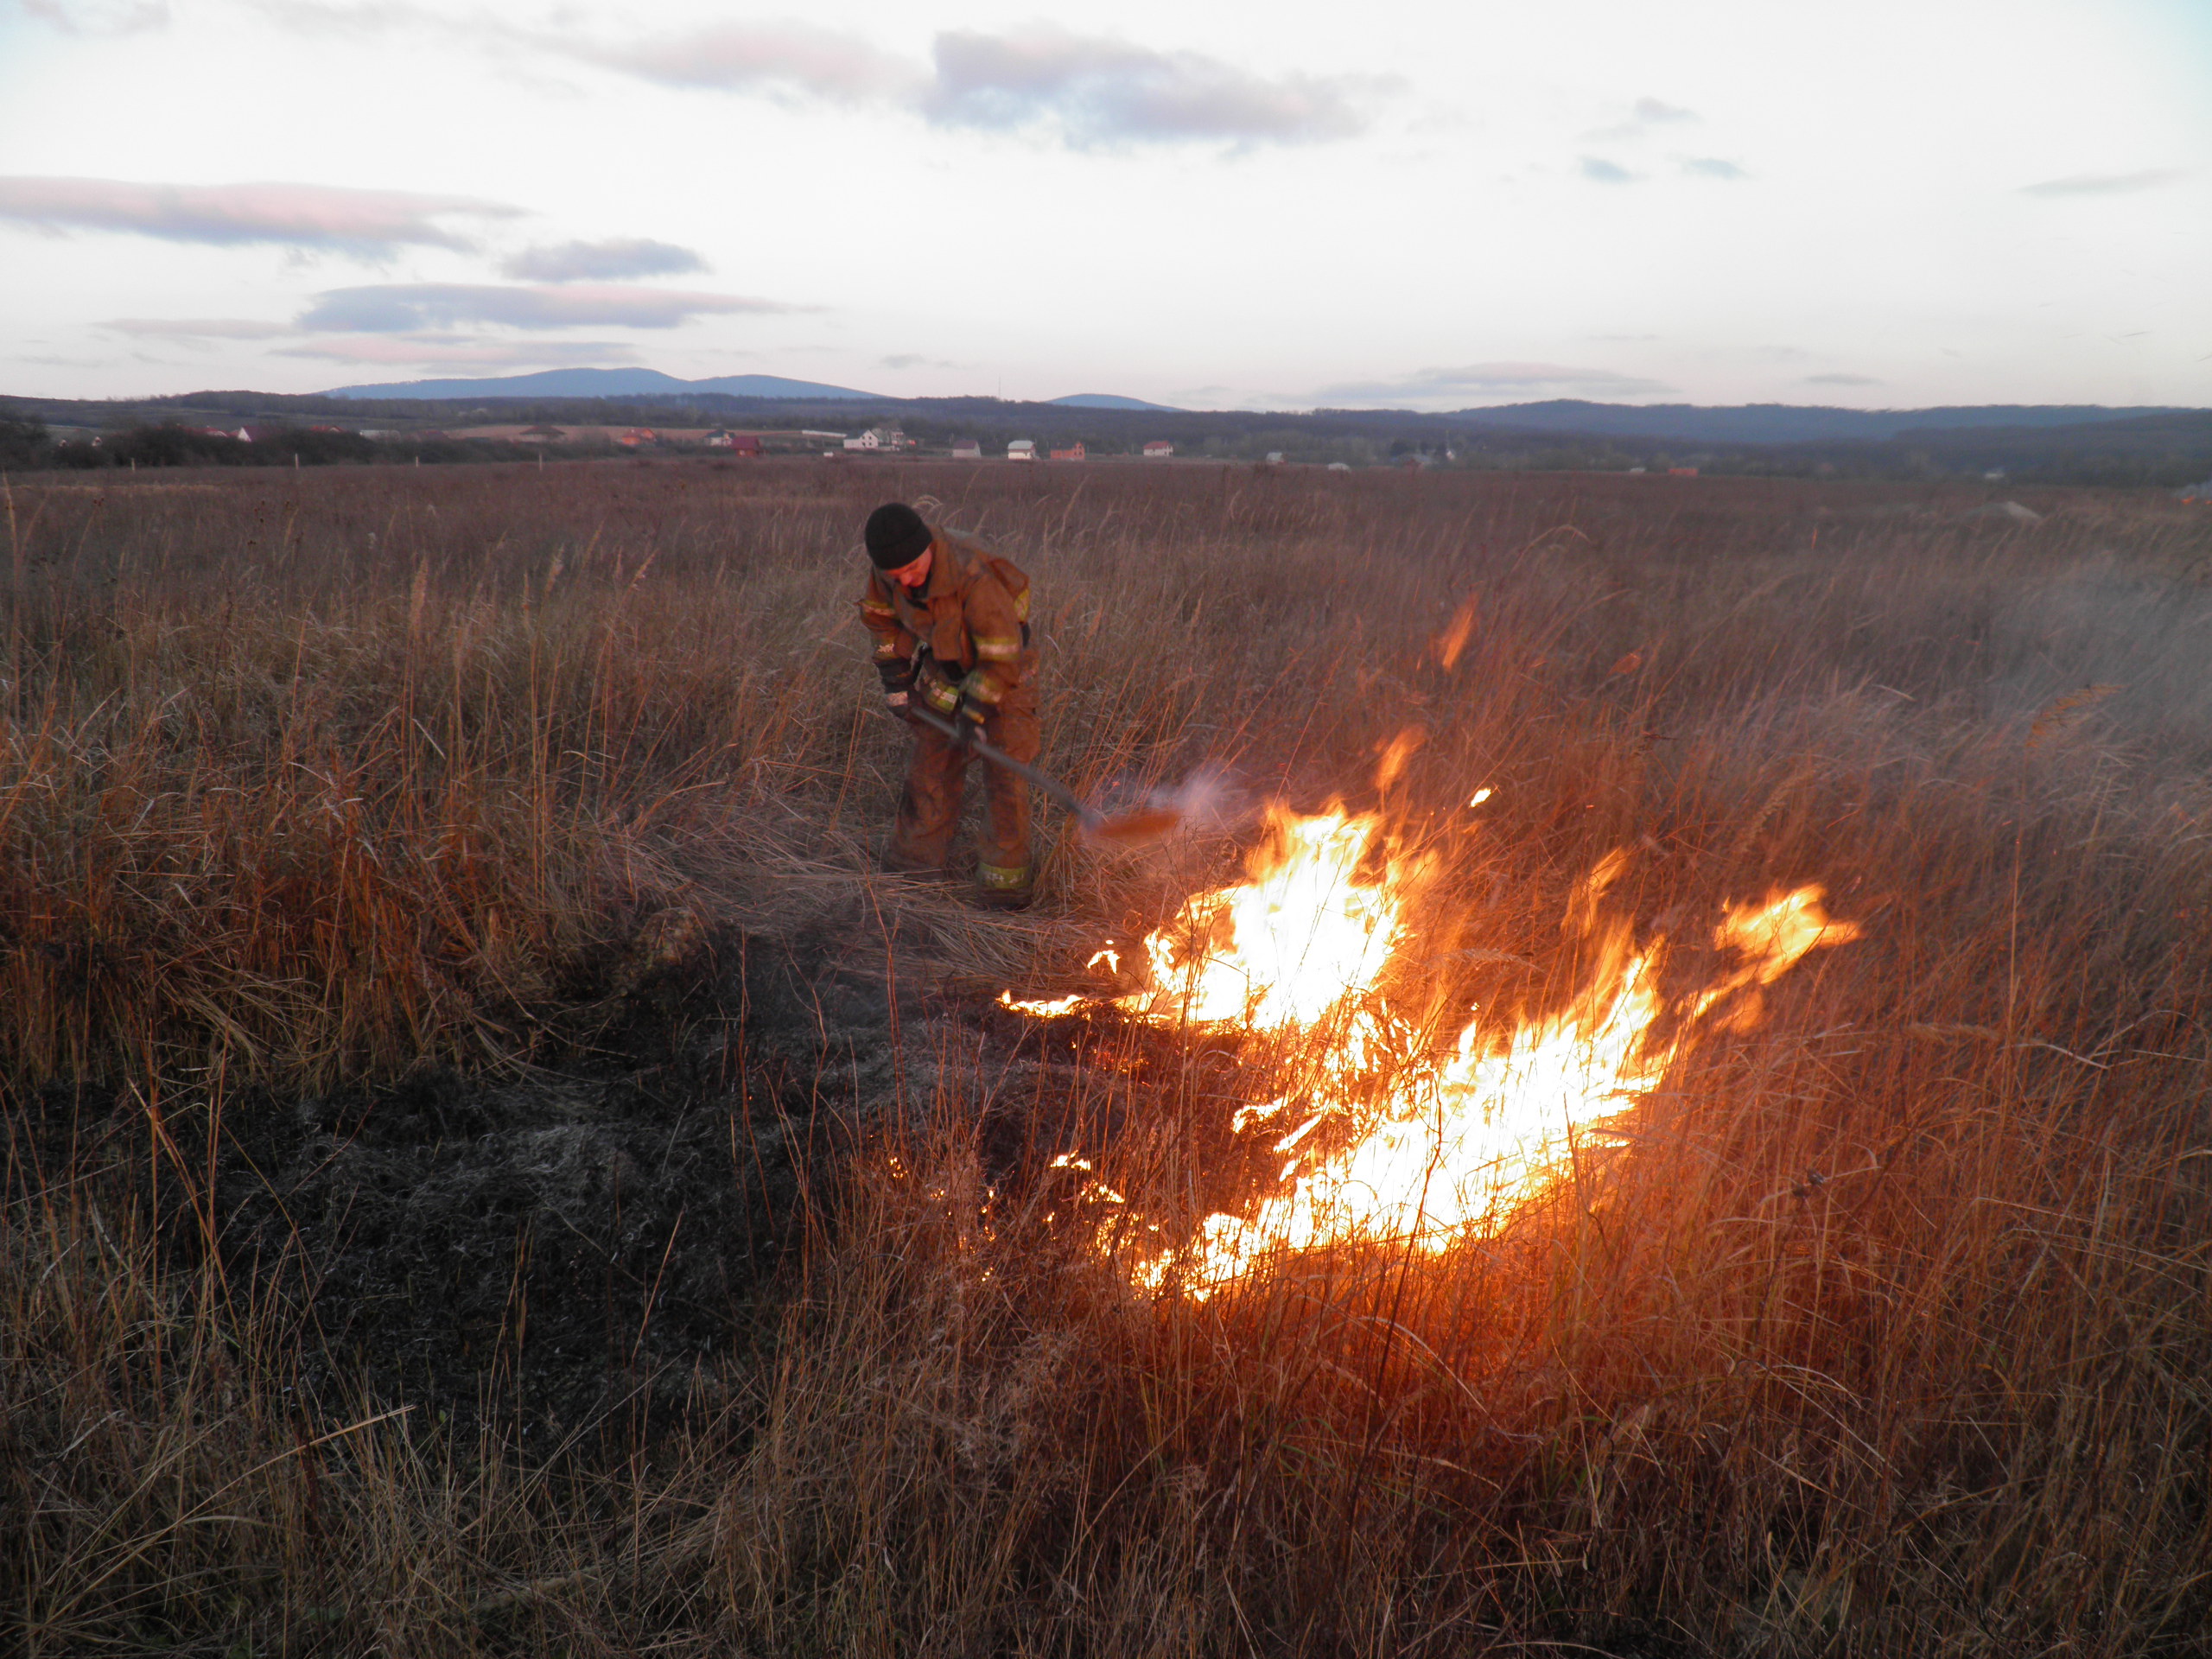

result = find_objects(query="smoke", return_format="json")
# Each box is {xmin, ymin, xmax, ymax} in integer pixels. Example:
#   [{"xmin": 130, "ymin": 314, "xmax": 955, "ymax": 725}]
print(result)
[
  {"xmin": 1148, "ymin": 764, "xmax": 1254, "ymax": 834},
  {"xmin": 1985, "ymin": 559, "xmax": 2212, "ymax": 766},
  {"xmin": 1094, "ymin": 763, "xmax": 1257, "ymax": 842}
]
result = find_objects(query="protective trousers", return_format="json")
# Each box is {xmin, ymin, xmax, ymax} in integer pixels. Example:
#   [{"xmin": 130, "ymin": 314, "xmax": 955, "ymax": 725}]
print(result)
[{"xmin": 886, "ymin": 680, "xmax": 1039, "ymax": 891}]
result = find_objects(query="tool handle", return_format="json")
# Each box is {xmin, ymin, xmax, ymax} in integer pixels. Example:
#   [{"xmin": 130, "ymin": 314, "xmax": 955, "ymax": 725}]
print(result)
[{"xmin": 905, "ymin": 706, "xmax": 1102, "ymax": 830}]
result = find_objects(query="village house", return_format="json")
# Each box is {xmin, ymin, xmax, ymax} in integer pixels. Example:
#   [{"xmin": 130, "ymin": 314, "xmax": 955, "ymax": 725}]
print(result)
[
  {"xmin": 704, "ymin": 430, "xmax": 763, "ymax": 455},
  {"xmin": 1142, "ymin": 440, "xmax": 1173, "ymax": 460},
  {"xmin": 1049, "ymin": 442, "xmax": 1085, "ymax": 461},
  {"xmin": 842, "ymin": 427, "xmax": 909, "ymax": 451},
  {"xmin": 1007, "ymin": 439, "xmax": 1037, "ymax": 461},
  {"xmin": 951, "ymin": 438, "xmax": 982, "ymax": 460}
]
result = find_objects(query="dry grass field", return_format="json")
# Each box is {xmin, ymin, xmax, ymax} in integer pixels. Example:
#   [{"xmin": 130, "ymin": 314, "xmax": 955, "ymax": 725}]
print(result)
[{"xmin": 4, "ymin": 456, "xmax": 2212, "ymax": 1656}]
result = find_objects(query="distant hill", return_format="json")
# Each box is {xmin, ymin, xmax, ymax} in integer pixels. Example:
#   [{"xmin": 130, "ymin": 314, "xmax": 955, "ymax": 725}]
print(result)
[
  {"xmin": 1446, "ymin": 400, "xmax": 2188, "ymax": 446},
  {"xmin": 1050, "ymin": 393, "xmax": 1180, "ymax": 411},
  {"xmin": 10, "ymin": 380, "xmax": 2208, "ymax": 486},
  {"xmin": 325, "ymin": 367, "xmax": 885, "ymax": 402}
]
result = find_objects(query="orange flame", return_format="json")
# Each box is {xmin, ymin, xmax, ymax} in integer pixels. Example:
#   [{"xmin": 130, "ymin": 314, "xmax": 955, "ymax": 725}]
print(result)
[
  {"xmin": 1116, "ymin": 805, "xmax": 1410, "ymax": 1032},
  {"xmin": 1374, "ymin": 726, "xmax": 1426, "ymax": 791},
  {"xmin": 1434, "ymin": 594, "xmax": 1479, "ymax": 669},
  {"xmin": 1014, "ymin": 808, "xmax": 1860, "ymax": 1297},
  {"xmin": 1000, "ymin": 991, "xmax": 1087, "ymax": 1017},
  {"xmin": 1687, "ymin": 887, "xmax": 1866, "ymax": 1020}
]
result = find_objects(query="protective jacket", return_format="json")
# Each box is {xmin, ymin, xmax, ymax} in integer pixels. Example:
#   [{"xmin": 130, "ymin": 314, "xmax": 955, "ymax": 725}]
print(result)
[
  {"xmin": 858, "ymin": 530, "xmax": 1041, "ymax": 897},
  {"xmin": 857, "ymin": 530, "xmax": 1034, "ymax": 714}
]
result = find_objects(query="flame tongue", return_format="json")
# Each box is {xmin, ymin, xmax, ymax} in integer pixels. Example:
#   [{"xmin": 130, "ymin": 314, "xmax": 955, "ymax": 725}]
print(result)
[
  {"xmin": 1119, "ymin": 807, "xmax": 1406, "ymax": 1032},
  {"xmin": 1027, "ymin": 807, "xmax": 1860, "ymax": 1297}
]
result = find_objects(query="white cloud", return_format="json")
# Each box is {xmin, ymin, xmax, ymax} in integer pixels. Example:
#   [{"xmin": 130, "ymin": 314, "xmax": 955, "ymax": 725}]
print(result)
[
  {"xmin": 551, "ymin": 19, "xmax": 913, "ymax": 100},
  {"xmin": 255, "ymin": 8, "xmax": 1387, "ymax": 149},
  {"xmin": 1586, "ymin": 94, "xmax": 1699, "ymax": 141},
  {"xmin": 296, "ymin": 283, "xmax": 791, "ymax": 332},
  {"xmin": 499, "ymin": 238, "xmax": 708, "ymax": 282},
  {"xmin": 104, "ymin": 317, "xmax": 291, "ymax": 339},
  {"xmin": 276, "ymin": 334, "xmax": 642, "ymax": 366},
  {"xmin": 0, "ymin": 176, "xmax": 522, "ymax": 256},
  {"xmin": 924, "ymin": 26, "xmax": 1383, "ymax": 146},
  {"xmin": 1579, "ymin": 156, "xmax": 1638, "ymax": 184},
  {"xmin": 16, "ymin": 0, "xmax": 169, "ymax": 35},
  {"xmin": 2020, "ymin": 168, "xmax": 2188, "ymax": 198}
]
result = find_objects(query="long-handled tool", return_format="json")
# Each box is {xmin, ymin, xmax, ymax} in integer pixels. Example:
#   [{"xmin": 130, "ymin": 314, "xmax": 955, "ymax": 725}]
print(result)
[{"xmin": 904, "ymin": 705, "xmax": 1180, "ymax": 846}]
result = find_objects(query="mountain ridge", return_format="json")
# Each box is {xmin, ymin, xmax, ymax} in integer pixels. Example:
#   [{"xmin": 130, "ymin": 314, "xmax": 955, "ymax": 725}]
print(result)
[
  {"xmin": 1438, "ymin": 399, "xmax": 2188, "ymax": 445},
  {"xmin": 294, "ymin": 366, "xmax": 2197, "ymax": 442},
  {"xmin": 1049, "ymin": 393, "xmax": 1181, "ymax": 411},
  {"xmin": 325, "ymin": 367, "xmax": 886, "ymax": 402}
]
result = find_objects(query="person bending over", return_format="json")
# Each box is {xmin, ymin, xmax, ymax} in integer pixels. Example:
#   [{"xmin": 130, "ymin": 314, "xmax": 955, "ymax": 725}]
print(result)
[{"xmin": 858, "ymin": 501, "xmax": 1039, "ymax": 910}]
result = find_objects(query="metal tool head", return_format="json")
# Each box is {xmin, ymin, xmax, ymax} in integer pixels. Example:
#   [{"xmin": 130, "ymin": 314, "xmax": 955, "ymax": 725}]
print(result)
[{"xmin": 1079, "ymin": 806, "xmax": 1184, "ymax": 848}]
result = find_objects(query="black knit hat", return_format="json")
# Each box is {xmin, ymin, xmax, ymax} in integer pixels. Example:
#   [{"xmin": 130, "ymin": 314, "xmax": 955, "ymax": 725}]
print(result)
[{"xmin": 864, "ymin": 502, "xmax": 932, "ymax": 569}]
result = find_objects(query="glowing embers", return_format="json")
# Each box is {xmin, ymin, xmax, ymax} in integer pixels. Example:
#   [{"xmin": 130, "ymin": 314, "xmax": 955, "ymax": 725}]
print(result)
[
  {"xmin": 998, "ymin": 992, "xmax": 1087, "ymax": 1017},
  {"xmin": 1014, "ymin": 807, "xmax": 1861, "ymax": 1298}
]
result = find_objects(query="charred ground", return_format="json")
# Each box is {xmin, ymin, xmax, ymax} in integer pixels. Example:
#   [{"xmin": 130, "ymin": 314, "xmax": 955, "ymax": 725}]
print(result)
[{"xmin": 4, "ymin": 889, "xmax": 1306, "ymax": 1456}]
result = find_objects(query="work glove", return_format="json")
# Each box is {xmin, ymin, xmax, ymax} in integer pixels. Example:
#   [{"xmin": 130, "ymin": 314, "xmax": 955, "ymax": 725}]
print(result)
[
  {"xmin": 950, "ymin": 692, "xmax": 991, "ymax": 744},
  {"xmin": 876, "ymin": 657, "xmax": 916, "ymax": 719}
]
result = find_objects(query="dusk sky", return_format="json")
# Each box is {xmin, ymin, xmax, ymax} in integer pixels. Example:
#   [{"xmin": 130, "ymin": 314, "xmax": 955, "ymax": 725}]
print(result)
[{"xmin": 3, "ymin": 0, "xmax": 2208, "ymax": 410}]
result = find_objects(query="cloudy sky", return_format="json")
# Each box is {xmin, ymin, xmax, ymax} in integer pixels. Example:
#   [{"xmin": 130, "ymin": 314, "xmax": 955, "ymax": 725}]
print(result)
[{"xmin": 3, "ymin": 0, "xmax": 2208, "ymax": 410}]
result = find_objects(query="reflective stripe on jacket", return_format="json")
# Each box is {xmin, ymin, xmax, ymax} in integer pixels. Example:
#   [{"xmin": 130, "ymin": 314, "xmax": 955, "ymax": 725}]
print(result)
[{"xmin": 858, "ymin": 530, "xmax": 1033, "ymax": 707}]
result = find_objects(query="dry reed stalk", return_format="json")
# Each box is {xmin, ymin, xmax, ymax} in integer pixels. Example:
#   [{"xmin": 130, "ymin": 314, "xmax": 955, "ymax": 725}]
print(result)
[{"xmin": 2, "ymin": 459, "xmax": 2209, "ymax": 1655}]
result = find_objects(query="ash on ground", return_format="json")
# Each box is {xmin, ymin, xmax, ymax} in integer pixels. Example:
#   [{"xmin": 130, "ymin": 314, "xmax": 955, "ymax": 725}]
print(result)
[{"xmin": 12, "ymin": 912, "xmax": 1153, "ymax": 1448}]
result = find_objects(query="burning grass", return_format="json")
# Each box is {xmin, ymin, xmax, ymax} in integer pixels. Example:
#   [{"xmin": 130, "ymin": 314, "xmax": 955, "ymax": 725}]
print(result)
[
  {"xmin": 1046, "ymin": 810, "xmax": 1864, "ymax": 1297},
  {"xmin": 5, "ymin": 459, "xmax": 2212, "ymax": 1653}
]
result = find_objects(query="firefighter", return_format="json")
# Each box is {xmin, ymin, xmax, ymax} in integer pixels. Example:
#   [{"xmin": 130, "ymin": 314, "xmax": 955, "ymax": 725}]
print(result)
[{"xmin": 859, "ymin": 502, "xmax": 1039, "ymax": 909}]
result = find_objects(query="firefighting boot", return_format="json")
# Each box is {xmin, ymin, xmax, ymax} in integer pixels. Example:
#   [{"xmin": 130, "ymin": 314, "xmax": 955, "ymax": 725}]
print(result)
[{"xmin": 971, "ymin": 861, "xmax": 1034, "ymax": 911}]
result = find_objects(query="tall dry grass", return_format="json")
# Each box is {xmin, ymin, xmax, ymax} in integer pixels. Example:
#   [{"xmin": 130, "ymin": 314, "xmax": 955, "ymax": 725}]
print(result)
[{"xmin": 5, "ymin": 457, "xmax": 2212, "ymax": 1653}]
